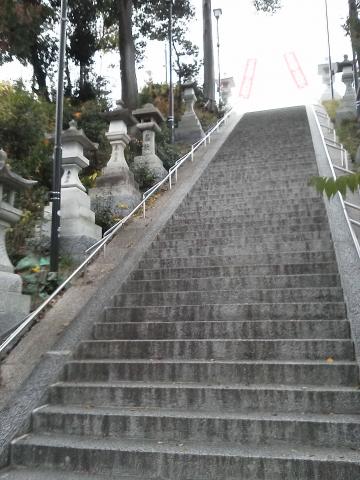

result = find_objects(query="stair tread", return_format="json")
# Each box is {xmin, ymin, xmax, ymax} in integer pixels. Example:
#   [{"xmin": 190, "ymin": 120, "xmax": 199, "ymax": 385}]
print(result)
[
  {"xmin": 35, "ymin": 404, "xmax": 360, "ymax": 424},
  {"xmin": 53, "ymin": 381, "xmax": 360, "ymax": 392},
  {"xmin": 12, "ymin": 434, "xmax": 360, "ymax": 462},
  {"xmin": 0, "ymin": 468, "xmax": 139, "ymax": 480}
]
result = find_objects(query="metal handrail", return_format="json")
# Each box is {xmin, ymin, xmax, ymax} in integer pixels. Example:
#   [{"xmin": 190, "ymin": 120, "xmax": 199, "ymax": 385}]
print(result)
[
  {"xmin": 0, "ymin": 107, "xmax": 234, "ymax": 357},
  {"xmin": 312, "ymin": 105, "xmax": 360, "ymax": 259}
]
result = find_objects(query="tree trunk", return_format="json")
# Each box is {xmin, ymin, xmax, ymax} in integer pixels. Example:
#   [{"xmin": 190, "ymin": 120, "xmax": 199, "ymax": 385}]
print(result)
[
  {"xmin": 30, "ymin": 44, "xmax": 50, "ymax": 101},
  {"xmin": 118, "ymin": 0, "xmax": 138, "ymax": 109},
  {"xmin": 348, "ymin": 0, "xmax": 360, "ymax": 76},
  {"xmin": 202, "ymin": 0, "xmax": 216, "ymax": 111}
]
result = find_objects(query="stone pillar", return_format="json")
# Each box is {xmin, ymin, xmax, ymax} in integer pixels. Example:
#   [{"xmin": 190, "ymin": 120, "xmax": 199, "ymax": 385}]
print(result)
[
  {"xmin": 132, "ymin": 103, "xmax": 167, "ymax": 182},
  {"xmin": 220, "ymin": 77, "xmax": 235, "ymax": 106},
  {"xmin": 336, "ymin": 55, "xmax": 357, "ymax": 125},
  {"xmin": 90, "ymin": 101, "xmax": 141, "ymax": 218},
  {"xmin": 176, "ymin": 82, "xmax": 205, "ymax": 145},
  {"xmin": 318, "ymin": 62, "xmax": 340, "ymax": 102},
  {"xmin": 59, "ymin": 121, "xmax": 102, "ymax": 261},
  {"xmin": 0, "ymin": 149, "xmax": 36, "ymax": 337}
]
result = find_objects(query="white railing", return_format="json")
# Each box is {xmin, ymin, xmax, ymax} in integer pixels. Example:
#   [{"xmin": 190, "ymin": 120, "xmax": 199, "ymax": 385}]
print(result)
[
  {"xmin": 0, "ymin": 107, "xmax": 234, "ymax": 357},
  {"xmin": 312, "ymin": 104, "xmax": 360, "ymax": 259}
]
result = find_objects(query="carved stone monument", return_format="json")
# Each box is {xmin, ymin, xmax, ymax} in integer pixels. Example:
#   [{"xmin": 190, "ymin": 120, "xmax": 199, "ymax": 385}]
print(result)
[
  {"xmin": 336, "ymin": 55, "xmax": 357, "ymax": 125},
  {"xmin": 132, "ymin": 103, "xmax": 167, "ymax": 182},
  {"xmin": 318, "ymin": 62, "xmax": 340, "ymax": 102},
  {"xmin": 58, "ymin": 121, "xmax": 102, "ymax": 260},
  {"xmin": 0, "ymin": 149, "xmax": 36, "ymax": 337},
  {"xmin": 90, "ymin": 101, "xmax": 141, "ymax": 218},
  {"xmin": 176, "ymin": 82, "xmax": 205, "ymax": 145}
]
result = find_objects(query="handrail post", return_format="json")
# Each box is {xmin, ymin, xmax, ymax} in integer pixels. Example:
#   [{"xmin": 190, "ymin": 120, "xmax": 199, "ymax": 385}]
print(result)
[
  {"xmin": 169, "ymin": 173, "xmax": 172, "ymax": 190},
  {"xmin": 143, "ymin": 200, "xmax": 146, "ymax": 218},
  {"xmin": 191, "ymin": 146, "xmax": 194, "ymax": 162}
]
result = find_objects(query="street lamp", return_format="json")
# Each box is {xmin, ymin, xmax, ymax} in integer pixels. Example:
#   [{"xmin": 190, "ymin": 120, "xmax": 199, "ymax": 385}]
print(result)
[
  {"xmin": 324, "ymin": 0, "xmax": 334, "ymax": 100},
  {"xmin": 213, "ymin": 8, "xmax": 222, "ymax": 105},
  {"xmin": 49, "ymin": 0, "xmax": 68, "ymax": 273},
  {"xmin": 167, "ymin": 0, "xmax": 175, "ymax": 144}
]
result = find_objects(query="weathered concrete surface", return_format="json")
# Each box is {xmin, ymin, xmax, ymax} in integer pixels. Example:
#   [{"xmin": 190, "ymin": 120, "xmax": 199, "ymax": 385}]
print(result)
[
  {"xmin": 2, "ymin": 107, "xmax": 360, "ymax": 479},
  {"xmin": 307, "ymin": 105, "xmax": 360, "ymax": 366},
  {"xmin": 0, "ymin": 111, "xmax": 240, "ymax": 469}
]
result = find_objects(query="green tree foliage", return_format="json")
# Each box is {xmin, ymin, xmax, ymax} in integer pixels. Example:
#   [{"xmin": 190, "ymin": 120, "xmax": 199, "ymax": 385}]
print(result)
[
  {"xmin": 253, "ymin": 0, "xmax": 282, "ymax": 13},
  {"xmin": 310, "ymin": 173, "xmax": 360, "ymax": 199},
  {"xmin": 0, "ymin": 0, "xmax": 57, "ymax": 100},
  {"xmin": 0, "ymin": 81, "xmax": 54, "ymax": 183}
]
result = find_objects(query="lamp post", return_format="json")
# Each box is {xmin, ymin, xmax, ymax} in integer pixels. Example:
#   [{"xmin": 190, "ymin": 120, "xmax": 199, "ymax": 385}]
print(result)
[
  {"xmin": 324, "ymin": 0, "xmax": 334, "ymax": 100},
  {"xmin": 49, "ymin": 0, "xmax": 68, "ymax": 273},
  {"xmin": 213, "ymin": 8, "xmax": 222, "ymax": 105},
  {"xmin": 167, "ymin": 0, "xmax": 175, "ymax": 144}
]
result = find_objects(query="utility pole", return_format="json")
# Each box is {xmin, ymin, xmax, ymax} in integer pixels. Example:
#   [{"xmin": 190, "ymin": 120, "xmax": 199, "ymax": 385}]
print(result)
[
  {"xmin": 203, "ymin": 0, "xmax": 216, "ymax": 111},
  {"xmin": 324, "ymin": 0, "xmax": 334, "ymax": 100},
  {"xmin": 50, "ymin": 0, "xmax": 68, "ymax": 273},
  {"xmin": 213, "ymin": 8, "xmax": 222, "ymax": 105},
  {"xmin": 167, "ymin": 0, "xmax": 175, "ymax": 144}
]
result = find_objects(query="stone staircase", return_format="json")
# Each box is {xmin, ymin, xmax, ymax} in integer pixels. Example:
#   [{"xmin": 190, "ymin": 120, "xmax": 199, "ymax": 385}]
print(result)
[{"xmin": 1, "ymin": 106, "xmax": 360, "ymax": 479}]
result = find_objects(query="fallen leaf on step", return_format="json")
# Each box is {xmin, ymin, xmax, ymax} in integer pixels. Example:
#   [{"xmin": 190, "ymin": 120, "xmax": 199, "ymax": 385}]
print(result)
[{"xmin": 326, "ymin": 357, "xmax": 334, "ymax": 364}]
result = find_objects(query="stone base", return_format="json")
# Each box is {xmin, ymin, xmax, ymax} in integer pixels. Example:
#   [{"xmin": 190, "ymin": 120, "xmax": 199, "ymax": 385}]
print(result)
[
  {"xmin": 133, "ymin": 154, "xmax": 167, "ymax": 183},
  {"xmin": 336, "ymin": 107, "xmax": 357, "ymax": 126},
  {"xmin": 90, "ymin": 168, "xmax": 141, "ymax": 219},
  {"xmin": 175, "ymin": 113, "xmax": 205, "ymax": 145},
  {"xmin": 60, "ymin": 235, "xmax": 101, "ymax": 264},
  {"xmin": 0, "ymin": 271, "xmax": 30, "ymax": 339}
]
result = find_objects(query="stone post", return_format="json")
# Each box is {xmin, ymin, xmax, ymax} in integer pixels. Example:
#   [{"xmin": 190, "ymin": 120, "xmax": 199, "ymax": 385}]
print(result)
[
  {"xmin": 90, "ymin": 101, "xmax": 141, "ymax": 218},
  {"xmin": 318, "ymin": 62, "xmax": 340, "ymax": 102},
  {"xmin": 220, "ymin": 77, "xmax": 235, "ymax": 106},
  {"xmin": 0, "ymin": 149, "xmax": 36, "ymax": 337},
  {"xmin": 58, "ymin": 121, "xmax": 102, "ymax": 261},
  {"xmin": 175, "ymin": 82, "xmax": 205, "ymax": 145},
  {"xmin": 336, "ymin": 55, "xmax": 357, "ymax": 125},
  {"xmin": 132, "ymin": 103, "xmax": 167, "ymax": 182}
]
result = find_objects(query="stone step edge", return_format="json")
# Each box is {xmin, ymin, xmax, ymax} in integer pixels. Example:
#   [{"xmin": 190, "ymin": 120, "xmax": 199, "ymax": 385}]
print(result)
[
  {"xmin": 33, "ymin": 404, "xmax": 360, "ymax": 425},
  {"xmin": 11, "ymin": 434, "xmax": 360, "ymax": 463}
]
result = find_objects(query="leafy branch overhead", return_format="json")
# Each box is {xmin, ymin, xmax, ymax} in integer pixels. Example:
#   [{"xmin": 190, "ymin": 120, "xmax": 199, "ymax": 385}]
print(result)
[{"xmin": 310, "ymin": 173, "xmax": 360, "ymax": 199}]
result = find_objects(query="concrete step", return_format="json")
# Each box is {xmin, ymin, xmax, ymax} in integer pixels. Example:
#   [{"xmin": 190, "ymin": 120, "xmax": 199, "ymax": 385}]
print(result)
[
  {"xmin": 10, "ymin": 434, "xmax": 360, "ymax": 479},
  {"xmin": 151, "ymin": 231, "xmax": 332, "ymax": 251},
  {"xmin": 159, "ymin": 223, "xmax": 331, "ymax": 242},
  {"xmin": 0, "ymin": 468, "xmax": 124, "ymax": 480},
  {"xmin": 114, "ymin": 287, "xmax": 344, "ymax": 307},
  {"xmin": 184, "ymin": 191, "xmax": 320, "ymax": 205},
  {"xmin": 177, "ymin": 196, "xmax": 324, "ymax": 211},
  {"xmin": 32, "ymin": 405, "xmax": 360, "ymax": 449},
  {"xmin": 163, "ymin": 216, "xmax": 329, "ymax": 236},
  {"xmin": 105, "ymin": 302, "xmax": 347, "ymax": 323},
  {"xmin": 63, "ymin": 359, "xmax": 358, "ymax": 386},
  {"xmin": 171, "ymin": 206, "xmax": 326, "ymax": 222},
  {"xmin": 48, "ymin": 382, "xmax": 360, "ymax": 414},
  {"xmin": 138, "ymin": 250, "xmax": 337, "ymax": 269},
  {"xmin": 145, "ymin": 241, "xmax": 334, "ymax": 260},
  {"xmin": 75, "ymin": 339, "xmax": 354, "ymax": 361},
  {"xmin": 131, "ymin": 262, "xmax": 339, "ymax": 281},
  {"xmin": 167, "ymin": 213, "xmax": 327, "ymax": 229},
  {"xmin": 121, "ymin": 274, "xmax": 340, "ymax": 294},
  {"xmin": 93, "ymin": 319, "xmax": 350, "ymax": 341}
]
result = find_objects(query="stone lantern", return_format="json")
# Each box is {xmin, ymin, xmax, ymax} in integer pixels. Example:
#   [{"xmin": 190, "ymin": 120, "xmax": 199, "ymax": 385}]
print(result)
[
  {"xmin": 90, "ymin": 101, "xmax": 141, "ymax": 218},
  {"xmin": 132, "ymin": 103, "xmax": 167, "ymax": 182},
  {"xmin": 318, "ymin": 62, "xmax": 340, "ymax": 102},
  {"xmin": 58, "ymin": 120, "xmax": 102, "ymax": 260},
  {"xmin": 176, "ymin": 81, "xmax": 204, "ymax": 145},
  {"xmin": 0, "ymin": 149, "xmax": 36, "ymax": 337},
  {"xmin": 336, "ymin": 55, "xmax": 357, "ymax": 125}
]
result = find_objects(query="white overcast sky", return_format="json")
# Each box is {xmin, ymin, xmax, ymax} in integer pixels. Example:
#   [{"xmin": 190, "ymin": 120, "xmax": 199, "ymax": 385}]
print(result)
[{"xmin": 0, "ymin": 0, "xmax": 352, "ymax": 110}]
